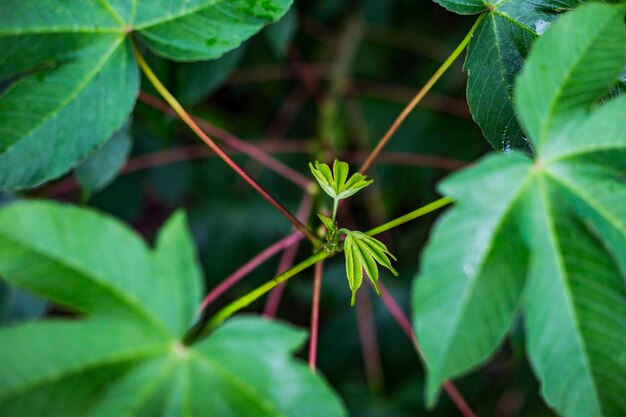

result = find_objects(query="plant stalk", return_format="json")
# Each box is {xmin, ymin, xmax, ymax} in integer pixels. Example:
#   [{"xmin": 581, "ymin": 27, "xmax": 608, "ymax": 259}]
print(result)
[
  {"xmin": 358, "ymin": 14, "xmax": 484, "ymax": 174},
  {"xmin": 365, "ymin": 196, "xmax": 453, "ymax": 237},
  {"xmin": 130, "ymin": 38, "xmax": 321, "ymax": 247},
  {"xmin": 192, "ymin": 197, "xmax": 453, "ymax": 340},
  {"xmin": 189, "ymin": 250, "xmax": 331, "ymax": 342}
]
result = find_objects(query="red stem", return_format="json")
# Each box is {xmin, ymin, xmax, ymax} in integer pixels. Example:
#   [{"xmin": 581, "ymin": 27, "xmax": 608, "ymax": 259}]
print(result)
[
  {"xmin": 195, "ymin": 231, "xmax": 304, "ymax": 316},
  {"xmin": 138, "ymin": 92, "xmax": 312, "ymax": 190},
  {"xmin": 308, "ymin": 261, "xmax": 324, "ymax": 372},
  {"xmin": 263, "ymin": 194, "xmax": 314, "ymax": 317},
  {"xmin": 377, "ymin": 281, "xmax": 475, "ymax": 417},
  {"xmin": 132, "ymin": 44, "xmax": 320, "ymax": 246},
  {"xmin": 356, "ymin": 286, "xmax": 385, "ymax": 393}
]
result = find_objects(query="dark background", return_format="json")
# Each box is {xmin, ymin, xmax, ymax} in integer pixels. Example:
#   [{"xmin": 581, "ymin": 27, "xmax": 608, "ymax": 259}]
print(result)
[{"xmin": 2, "ymin": 1, "xmax": 555, "ymax": 415}]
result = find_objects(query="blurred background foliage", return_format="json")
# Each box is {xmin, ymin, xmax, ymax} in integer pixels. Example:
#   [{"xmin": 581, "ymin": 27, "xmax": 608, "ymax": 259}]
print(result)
[{"xmin": 7, "ymin": 0, "xmax": 560, "ymax": 415}]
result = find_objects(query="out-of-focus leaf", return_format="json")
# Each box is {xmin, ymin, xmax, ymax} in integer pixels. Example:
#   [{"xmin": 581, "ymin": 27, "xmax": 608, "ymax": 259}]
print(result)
[
  {"xmin": 436, "ymin": 0, "xmax": 623, "ymax": 151},
  {"xmin": 413, "ymin": 4, "xmax": 626, "ymax": 415},
  {"xmin": 0, "ymin": 0, "xmax": 292, "ymax": 190},
  {"xmin": 76, "ymin": 120, "xmax": 132, "ymax": 194},
  {"xmin": 263, "ymin": 7, "xmax": 297, "ymax": 57},
  {"xmin": 0, "ymin": 201, "xmax": 347, "ymax": 417}
]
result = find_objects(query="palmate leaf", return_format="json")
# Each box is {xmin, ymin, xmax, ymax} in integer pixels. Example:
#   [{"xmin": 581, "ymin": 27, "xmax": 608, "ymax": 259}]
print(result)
[
  {"xmin": 0, "ymin": 0, "xmax": 292, "ymax": 190},
  {"xmin": 0, "ymin": 201, "xmax": 346, "ymax": 417},
  {"xmin": 412, "ymin": 3, "xmax": 626, "ymax": 416},
  {"xmin": 435, "ymin": 0, "xmax": 623, "ymax": 151},
  {"xmin": 309, "ymin": 160, "xmax": 373, "ymax": 201}
]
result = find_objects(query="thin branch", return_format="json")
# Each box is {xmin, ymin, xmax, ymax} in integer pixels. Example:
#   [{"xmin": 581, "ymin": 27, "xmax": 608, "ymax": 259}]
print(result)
[
  {"xmin": 190, "ymin": 250, "xmax": 331, "ymax": 341},
  {"xmin": 356, "ymin": 286, "xmax": 385, "ymax": 393},
  {"xmin": 262, "ymin": 238, "xmax": 302, "ymax": 317},
  {"xmin": 195, "ymin": 231, "xmax": 303, "ymax": 316},
  {"xmin": 138, "ymin": 92, "xmax": 313, "ymax": 190},
  {"xmin": 263, "ymin": 194, "xmax": 314, "ymax": 317},
  {"xmin": 365, "ymin": 196, "xmax": 453, "ymax": 237},
  {"xmin": 309, "ymin": 261, "xmax": 324, "ymax": 372},
  {"xmin": 358, "ymin": 14, "xmax": 485, "ymax": 174},
  {"xmin": 131, "ymin": 39, "xmax": 321, "ymax": 246},
  {"xmin": 377, "ymin": 281, "xmax": 475, "ymax": 417},
  {"xmin": 195, "ymin": 197, "xmax": 451, "ymax": 340},
  {"xmin": 226, "ymin": 65, "xmax": 471, "ymax": 119}
]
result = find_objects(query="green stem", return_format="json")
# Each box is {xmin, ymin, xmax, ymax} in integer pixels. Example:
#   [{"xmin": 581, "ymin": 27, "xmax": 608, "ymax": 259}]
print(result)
[
  {"xmin": 332, "ymin": 198, "xmax": 339, "ymax": 222},
  {"xmin": 365, "ymin": 196, "xmax": 453, "ymax": 237},
  {"xmin": 130, "ymin": 37, "xmax": 322, "ymax": 247},
  {"xmin": 358, "ymin": 14, "xmax": 484, "ymax": 174},
  {"xmin": 189, "ymin": 250, "xmax": 331, "ymax": 342},
  {"xmin": 189, "ymin": 196, "xmax": 453, "ymax": 342}
]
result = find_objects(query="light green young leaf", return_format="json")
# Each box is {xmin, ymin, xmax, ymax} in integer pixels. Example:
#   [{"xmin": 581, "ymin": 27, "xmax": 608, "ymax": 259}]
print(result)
[
  {"xmin": 343, "ymin": 231, "xmax": 397, "ymax": 305},
  {"xmin": 0, "ymin": 0, "xmax": 292, "ymax": 190},
  {"xmin": 309, "ymin": 160, "xmax": 373, "ymax": 201},
  {"xmin": 344, "ymin": 234, "xmax": 364, "ymax": 307},
  {"xmin": 318, "ymin": 213, "xmax": 336, "ymax": 232},
  {"xmin": 0, "ymin": 202, "xmax": 347, "ymax": 417},
  {"xmin": 413, "ymin": 4, "xmax": 626, "ymax": 415}
]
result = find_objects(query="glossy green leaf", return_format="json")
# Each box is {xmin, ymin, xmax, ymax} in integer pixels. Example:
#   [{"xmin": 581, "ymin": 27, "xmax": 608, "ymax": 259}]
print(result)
[
  {"xmin": 76, "ymin": 120, "xmax": 132, "ymax": 194},
  {"xmin": 135, "ymin": 0, "xmax": 293, "ymax": 61},
  {"xmin": 413, "ymin": 4, "xmax": 626, "ymax": 415},
  {"xmin": 0, "ymin": 0, "xmax": 292, "ymax": 190},
  {"xmin": 438, "ymin": 0, "xmax": 623, "ymax": 150},
  {"xmin": 0, "ymin": 201, "xmax": 346, "ymax": 417}
]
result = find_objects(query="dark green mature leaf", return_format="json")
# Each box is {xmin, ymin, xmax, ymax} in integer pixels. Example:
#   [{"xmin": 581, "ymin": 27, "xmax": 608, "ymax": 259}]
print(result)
[
  {"xmin": 76, "ymin": 120, "xmax": 132, "ymax": 194},
  {"xmin": 0, "ymin": 201, "xmax": 346, "ymax": 417},
  {"xmin": 0, "ymin": 0, "xmax": 292, "ymax": 190},
  {"xmin": 412, "ymin": 4, "xmax": 626, "ymax": 416},
  {"xmin": 437, "ymin": 0, "xmax": 620, "ymax": 150}
]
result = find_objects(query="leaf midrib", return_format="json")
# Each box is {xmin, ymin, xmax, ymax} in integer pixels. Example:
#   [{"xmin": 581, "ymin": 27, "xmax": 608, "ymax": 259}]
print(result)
[
  {"xmin": 434, "ymin": 172, "xmax": 531, "ymax": 382},
  {"xmin": 544, "ymin": 167, "xmax": 626, "ymax": 249},
  {"xmin": 536, "ymin": 176, "xmax": 603, "ymax": 414},
  {"xmin": 192, "ymin": 352, "xmax": 287, "ymax": 417},
  {"xmin": 536, "ymin": 10, "xmax": 618, "ymax": 146}
]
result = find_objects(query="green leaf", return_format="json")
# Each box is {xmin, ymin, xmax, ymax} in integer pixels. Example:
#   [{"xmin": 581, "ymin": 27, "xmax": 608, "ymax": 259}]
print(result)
[
  {"xmin": 438, "ymin": 0, "xmax": 623, "ymax": 150},
  {"xmin": 0, "ymin": 202, "xmax": 346, "ymax": 417},
  {"xmin": 153, "ymin": 210, "xmax": 204, "ymax": 336},
  {"xmin": 263, "ymin": 7, "xmax": 297, "ymax": 57},
  {"xmin": 76, "ymin": 120, "xmax": 132, "ymax": 194},
  {"xmin": 343, "ymin": 231, "xmax": 397, "ymax": 305},
  {"xmin": 309, "ymin": 160, "xmax": 373, "ymax": 201},
  {"xmin": 434, "ymin": 0, "xmax": 486, "ymax": 15},
  {"xmin": 135, "ymin": 0, "xmax": 294, "ymax": 61},
  {"xmin": 515, "ymin": 2, "xmax": 626, "ymax": 146},
  {"xmin": 0, "ymin": 200, "xmax": 168, "ymax": 330},
  {"xmin": 318, "ymin": 213, "xmax": 336, "ymax": 232},
  {"xmin": 0, "ymin": 0, "xmax": 293, "ymax": 190},
  {"xmin": 413, "ymin": 4, "xmax": 626, "ymax": 415}
]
